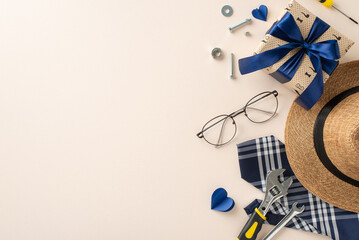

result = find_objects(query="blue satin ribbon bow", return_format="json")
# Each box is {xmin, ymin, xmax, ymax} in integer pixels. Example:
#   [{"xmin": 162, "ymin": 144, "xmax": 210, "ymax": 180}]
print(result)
[{"xmin": 238, "ymin": 12, "xmax": 340, "ymax": 110}]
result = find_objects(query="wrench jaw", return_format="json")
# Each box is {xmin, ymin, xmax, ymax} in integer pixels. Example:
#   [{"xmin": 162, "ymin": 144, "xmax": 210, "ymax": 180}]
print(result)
[
  {"xmin": 281, "ymin": 178, "xmax": 293, "ymax": 193},
  {"xmin": 265, "ymin": 169, "xmax": 286, "ymax": 190},
  {"xmin": 291, "ymin": 202, "xmax": 305, "ymax": 214},
  {"xmin": 258, "ymin": 169, "xmax": 293, "ymax": 216}
]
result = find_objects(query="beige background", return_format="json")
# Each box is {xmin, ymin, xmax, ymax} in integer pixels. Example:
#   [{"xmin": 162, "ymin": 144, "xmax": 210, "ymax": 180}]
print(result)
[{"xmin": 0, "ymin": 0, "xmax": 358, "ymax": 239}]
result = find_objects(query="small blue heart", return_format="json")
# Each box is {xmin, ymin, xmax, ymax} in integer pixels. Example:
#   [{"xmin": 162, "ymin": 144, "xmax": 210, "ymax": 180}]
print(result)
[
  {"xmin": 252, "ymin": 5, "xmax": 268, "ymax": 21},
  {"xmin": 211, "ymin": 188, "xmax": 235, "ymax": 212}
]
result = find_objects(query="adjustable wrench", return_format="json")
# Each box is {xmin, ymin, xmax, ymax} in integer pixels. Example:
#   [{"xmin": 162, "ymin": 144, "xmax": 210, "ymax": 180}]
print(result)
[
  {"xmin": 262, "ymin": 202, "xmax": 305, "ymax": 240},
  {"xmin": 237, "ymin": 169, "xmax": 293, "ymax": 240}
]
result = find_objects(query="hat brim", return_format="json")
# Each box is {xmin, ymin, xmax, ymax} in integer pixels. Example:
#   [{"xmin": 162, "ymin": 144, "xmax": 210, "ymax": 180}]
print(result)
[{"xmin": 285, "ymin": 60, "xmax": 359, "ymax": 213}]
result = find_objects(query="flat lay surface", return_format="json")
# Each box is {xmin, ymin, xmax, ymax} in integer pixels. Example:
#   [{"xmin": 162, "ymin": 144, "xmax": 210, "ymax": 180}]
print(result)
[{"xmin": 0, "ymin": 0, "xmax": 358, "ymax": 239}]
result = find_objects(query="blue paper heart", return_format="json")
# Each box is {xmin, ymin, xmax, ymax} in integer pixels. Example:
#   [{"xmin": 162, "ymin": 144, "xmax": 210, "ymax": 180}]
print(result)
[
  {"xmin": 211, "ymin": 188, "xmax": 235, "ymax": 212},
  {"xmin": 252, "ymin": 5, "xmax": 268, "ymax": 21}
]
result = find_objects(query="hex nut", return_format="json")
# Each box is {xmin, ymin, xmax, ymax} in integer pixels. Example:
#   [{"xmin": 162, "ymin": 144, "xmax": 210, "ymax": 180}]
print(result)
[{"xmin": 212, "ymin": 48, "xmax": 222, "ymax": 59}]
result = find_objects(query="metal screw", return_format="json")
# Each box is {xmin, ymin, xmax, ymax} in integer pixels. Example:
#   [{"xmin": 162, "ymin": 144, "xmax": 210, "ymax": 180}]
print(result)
[
  {"xmin": 245, "ymin": 31, "xmax": 250, "ymax": 36},
  {"xmin": 229, "ymin": 18, "xmax": 252, "ymax": 32},
  {"xmin": 230, "ymin": 53, "xmax": 235, "ymax": 79}
]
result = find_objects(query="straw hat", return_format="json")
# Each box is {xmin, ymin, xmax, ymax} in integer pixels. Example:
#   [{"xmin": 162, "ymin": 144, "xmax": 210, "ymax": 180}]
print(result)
[{"xmin": 285, "ymin": 60, "xmax": 359, "ymax": 213}]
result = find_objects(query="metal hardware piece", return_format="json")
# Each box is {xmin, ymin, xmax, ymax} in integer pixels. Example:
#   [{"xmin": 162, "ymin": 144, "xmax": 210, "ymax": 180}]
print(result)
[
  {"xmin": 257, "ymin": 169, "xmax": 293, "ymax": 216},
  {"xmin": 211, "ymin": 48, "xmax": 222, "ymax": 59},
  {"xmin": 221, "ymin": 5, "xmax": 233, "ymax": 17},
  {"xmin": 245, "ymin": 31, "xmax": 250, "ymax": 36},
  {"xmin": 229, "ymin": 18, "xmax": 252, "ymax": 32},
  {"xmin": 230, "ymin": 53, "xmax": 235, "ymax": 79},
  {"xmin": 237, "ymin": 169, "xmax": 293, "ymax": 240},
  {"xmin": 263, "ymin": 202, "xmax": 305, "ymax": 240}
]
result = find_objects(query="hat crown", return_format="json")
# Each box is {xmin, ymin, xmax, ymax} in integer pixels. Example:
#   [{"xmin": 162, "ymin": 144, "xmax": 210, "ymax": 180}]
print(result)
[
  {"xmin": 353, "ymin": 127, "xmax": 359, "ymax": 151},
  {"xmin": 323, "ymin": 95, "xmax": 359, "ymax": 181}
]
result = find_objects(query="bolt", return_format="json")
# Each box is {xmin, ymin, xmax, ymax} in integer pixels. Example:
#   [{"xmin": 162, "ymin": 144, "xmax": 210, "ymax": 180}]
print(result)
[
  {"xmin": 230, "ymin": 53, "xmax": 235, "ymax": 79},
  {"xmin": 229, "ymin": 18, "xmax": 252, "ymax": 33}
]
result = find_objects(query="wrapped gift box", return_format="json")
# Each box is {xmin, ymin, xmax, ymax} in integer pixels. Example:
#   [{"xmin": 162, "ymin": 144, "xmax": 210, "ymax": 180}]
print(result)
[{"xmin": 238, "ymin": 0, "xmax": 354, "ymax": 109}]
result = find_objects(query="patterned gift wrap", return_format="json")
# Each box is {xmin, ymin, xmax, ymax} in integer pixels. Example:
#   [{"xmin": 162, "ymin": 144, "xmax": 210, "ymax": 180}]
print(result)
[{"xmin": 238, "ymin": 0, "xmax": 354, "ymax": 110}]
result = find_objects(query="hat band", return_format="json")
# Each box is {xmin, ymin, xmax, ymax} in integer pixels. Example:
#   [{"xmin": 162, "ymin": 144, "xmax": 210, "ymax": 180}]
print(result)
[{"xmin": 313, "ymin": 86, "xmax": 359, "ymax": 188}]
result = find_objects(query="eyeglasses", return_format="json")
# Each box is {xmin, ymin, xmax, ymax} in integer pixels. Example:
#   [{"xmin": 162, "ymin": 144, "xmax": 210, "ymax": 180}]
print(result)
[{"xmin": 196, "ymin": 90, "xmax": 279, "ymax": 147}]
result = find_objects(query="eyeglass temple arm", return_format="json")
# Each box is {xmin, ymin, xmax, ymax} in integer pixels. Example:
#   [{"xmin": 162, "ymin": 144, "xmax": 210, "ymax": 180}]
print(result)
[
  {"xmin": 245, "ymin": 107, "xmax": 278, "ymax": 116},
  {"xmin": 216, "ymin": 118, "xmax": 229, "ymax": 146}
]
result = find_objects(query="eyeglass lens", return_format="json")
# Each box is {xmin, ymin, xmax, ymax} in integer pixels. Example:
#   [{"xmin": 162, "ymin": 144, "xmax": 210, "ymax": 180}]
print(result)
[
  {"xmin": 245, "ymin": 91, "xmax": 278, "ymax": 123},
  {"xmin": 201, "ymin": 115, "xmax": 237, "ymax": 146}
]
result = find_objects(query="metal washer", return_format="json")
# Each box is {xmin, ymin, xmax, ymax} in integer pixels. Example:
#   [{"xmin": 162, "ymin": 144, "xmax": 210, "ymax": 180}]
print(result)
[{"xmin": 221, "ymin": 5, "xmax": 233, "ymax": 17}]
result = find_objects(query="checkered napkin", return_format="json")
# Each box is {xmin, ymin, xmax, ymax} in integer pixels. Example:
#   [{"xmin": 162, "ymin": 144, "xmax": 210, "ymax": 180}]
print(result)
[{"xmin": 237, "ymin": 136, "xmax": 359, "ymax": 240}]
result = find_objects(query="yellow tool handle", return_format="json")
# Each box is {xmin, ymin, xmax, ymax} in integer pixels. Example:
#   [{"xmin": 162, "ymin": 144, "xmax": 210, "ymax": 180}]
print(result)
[
  {"xmin": 317, "ymin": 0, "xmax": 358, "ymax": 24},
  {"xmin": 317, "ymin": 0, "xmax": 334, "ymax": 8},
  {"xmin": 237, "ymin": 208, "xmax": 266, "ymax": 240}
]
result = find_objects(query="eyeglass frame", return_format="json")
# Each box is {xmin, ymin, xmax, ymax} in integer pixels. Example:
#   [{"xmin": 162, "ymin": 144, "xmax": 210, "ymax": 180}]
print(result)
[{"xmin": 196, "ymin": 90, "xmax": 279, "ymax": 146}]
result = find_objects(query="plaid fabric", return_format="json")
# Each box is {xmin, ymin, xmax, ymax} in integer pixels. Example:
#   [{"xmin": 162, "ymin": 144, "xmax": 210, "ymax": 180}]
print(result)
[{"xmin": 237, "ymin": 135, "xmax": 359, "ymax": 240}]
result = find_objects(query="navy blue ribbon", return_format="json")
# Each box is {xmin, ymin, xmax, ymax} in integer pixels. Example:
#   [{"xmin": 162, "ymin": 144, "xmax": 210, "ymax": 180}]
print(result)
[{"xmin": 238, "ymin": 12, "xmax": 340, "ymax": 110}]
